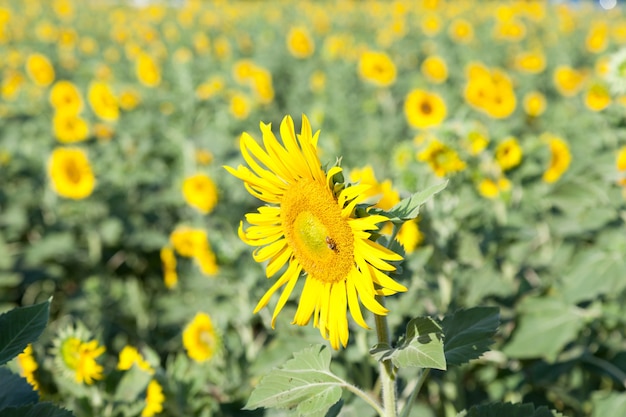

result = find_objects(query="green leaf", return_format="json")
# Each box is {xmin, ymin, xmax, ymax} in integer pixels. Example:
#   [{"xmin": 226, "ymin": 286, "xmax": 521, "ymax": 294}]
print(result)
[
  {"xmin": 591, "ymin": 392, "xmax": 626, "ymax": 417},
  {"xmin": 0, "ymin": 300, "xmax": 50, "ymax": 366},
  {"xmin": 465, "ymin": 402, "xmax": 561, "ymax": 417},
  {"xmin": 244, "ymin": 344, "xmax": 344, "ymax": 417},
  {"xmin": 370, "ymin": 317, "xmax": 446, "ymax": 370},
  {"xmin": 503, "ymin": 296, "xmax": 584, "ymax": 362},
  {"xmin": 370, "ymin": 181, "xmax": 448, "ymax": 222},
  {"xmin": 0, "ymin": 402, "xmax": 75, "ymax": 417},
  {"xmin": 0, "ymin": 368, "xmax": 38, "ymax": 408},
  {"xmin": 113, "ymin": 365, "xmax": 153, "ymax": 402},
  {"xmin": 440, "ymin": 307, "xmax": 499, "ymax": 366}
]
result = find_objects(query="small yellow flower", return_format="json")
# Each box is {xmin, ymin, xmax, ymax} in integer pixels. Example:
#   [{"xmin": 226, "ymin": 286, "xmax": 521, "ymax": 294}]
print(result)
[
  {"xmin": 49, "ymin": 80, "xmax": 83, "ymax": 113},
  {"xmin": 48, "ymin": 147, "xmax": 96, "ymax": 199},
  {"xmin": 17, "ymin": 344, "xmax": 39, "ymax": 391},
  {"xmin": 286, "ymin": 27, "xmax": 315, "ymax": 59},
  {"xmin": 421, "ymin": 14, "xmax": 442, "ymax": 37},
  {"xmin": 495, "ymin": 137, "xmax": 523, "ymax": 171},
  {"xmin": 553, "ymin": 66, "xmax": 586, "ymax": 97},
  {"xmin": 477, "ymin": 177, "xmax": 511, "ymax": 199},
  {"xmin": 448, "ymin": 19, "xmax": 474, "ymax": 44},
  {"xmin": 195, "ymin": 149, "xmax": 214, "ymax": 165},
  {"xmin": 182, "ymin": 173, "xmax": 218, "ymax": 214},
  {"xmin": 616, "ymin": 146, "xmax": 626, "ymax": 186},
  {"xmin": 421, "ymin": 56, "xmax": 448, "ymax": 84},
  {"xmin": 136, "ymin": 53, "xmax": 161, "ymax": 88},
  {"xmin": 57, "ymin": 335, "xmax": 105, "ymax": 385},
  {"xmin": 542, "ymin": 134, "xmax": 571, "ymax": 183},
  {"xmin": 523, "ymin": 91, "xmax": 547, "ymax": 117},
  {"xmin": 465, "ymin": 130, "xmax": 490, "ymax": 155},
  {"xmin": 142, "ymin": 379, "xmax": 165, "ymax": 417},
  {"xmin": 118, "ymin": 346, "xmax": 154, "ymax": 374},
  {"xmin": 417, "ymin": 140, "xmax": 466, "ymax": 177},
  {"xmin": 26, "ymin": 53, "xmax": 55, "ymax": 87},
  {"xmin": 119, "ymin": 89, "xmax": 141, "ymax": 111},
  {"xmin": 169, "ymin": 227, "xmax": 219, "ymax": 276},
  {"xmin": 358, "ymin": 51, "xmax": 396, "ymax": 87},
  {"xmin": 229, "ymin": 92, "xmax": 251, "ymax": 120},
  {"xmin": 514, "ymin": 51, "xmax": 546, "ymax": 74},
  {"xmin": 584, "ymin": 83, "xmax": 611, "ymax": 112},
  {"xmin": 309, "ymin": 70, "xmax": 326, "ymax": 93},
  {"xmin": 183, "ymin": 312, "xmax": 219, "ymax": 362},
  {"xmin": 160, "ymin": 247, "xmax": 178, "ymax": 289},
  {"xmin": 195, "ymin": 76, "xmax": 224, "ymax": 101},
  {"xmin": 88, "ymin": 81, "xmax": 119, "ymax": 122},
  {"xmin": 53, "ymin": 110, "xmax": 90, "ymax": 143},
  {"xmin": 586, "ymin": 21, "xmax": 609, "ymax": 54},
  {"xmin": 404, "ymin": 89, "xmax": 447, "ymax": 129}
]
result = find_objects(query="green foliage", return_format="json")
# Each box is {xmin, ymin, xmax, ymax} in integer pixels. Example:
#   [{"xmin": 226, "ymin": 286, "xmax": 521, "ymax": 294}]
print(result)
[
  {"xmin": 0, "ymin": 300, "xmax": 49, "ymax": 366},
  {"xmin": 440, "ymin": 307, "xmax": 499, "ymax": 367},
  {"xmin": 245, "ymin": 345, "xmax": 344, "ymax": 417},
  {"xmin": 462, "ymin": 402, "xmax": 562, "ymax": 417},
  {"xmin": 371, "ymin": 317, "xmax": 446, "ymax": 370},
  {"xmin": 370, "ymin": 181, "xmax": 448, "ymax": 223}
]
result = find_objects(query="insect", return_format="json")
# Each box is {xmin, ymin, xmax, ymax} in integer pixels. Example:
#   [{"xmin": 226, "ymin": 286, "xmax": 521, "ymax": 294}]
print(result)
[{"xmin": 325, "ymin": 236, "xmax": 339, "ymax": 253}]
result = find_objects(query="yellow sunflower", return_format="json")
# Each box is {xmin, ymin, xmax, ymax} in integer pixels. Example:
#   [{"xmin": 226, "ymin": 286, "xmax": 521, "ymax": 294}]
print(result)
[
  {"xmin": 142, "ymin": 379, "xmax": 165, "ymax": 417},
  {"xmin": 48, "ymin": 147, "xmax": 96, "ymax": 199},
  {"xmin": 542, "ymin": 134, "xmax": 571, "ymax": 183},
  {"xmin": 404, "ymin": 89, "xmax": 447, "ymax": 129},
  {"xmin": 26, "ymin": 53, "xmax": 55, "ymax": 87},
  {"xmin": 49, "ymin": 80, "xmax": 83, "ymax": 113},
  {"xmin": 358, "ymin": 50, "xmax": 397, "ymax": 87},
  {"xmin": 17, "ymin": 344, "xmax": 39, "ymax": 391},
  {"xmin": 183, "ymin": 312, "xmax": 220, "ymax": 362},
  {"xmin": 225, "ymin": 115, "xmax": 406, "ymax": 349}
]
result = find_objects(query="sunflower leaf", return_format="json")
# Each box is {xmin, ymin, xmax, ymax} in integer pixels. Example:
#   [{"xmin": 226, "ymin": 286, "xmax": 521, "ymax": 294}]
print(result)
[
  {"xmin": 0, "ymin": 299, "xmax": 50, "ymax": 366},
  {"xmin": 244, "ymin": 344, "xmax": 344, "ymax": 417},
  {"xmin": 463, "ymin": 402, "xmax": 562, "ymax": 417},
  {"xmin": 370, "ymin": 317, "xmax": 446, "ymax": 370},
  {"xmin": 440, "ymin": 306, "xmax": 499, "ymax": 366},
  {"xmin": 370, "ymin": 181, "xmax": 448, "ymax": 222},
  {"xmin": 0, "ymin": 402, "xmax": 75, "ymax": 417}
]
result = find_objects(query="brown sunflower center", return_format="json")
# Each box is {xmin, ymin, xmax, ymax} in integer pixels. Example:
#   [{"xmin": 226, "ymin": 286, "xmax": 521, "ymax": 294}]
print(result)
[{"xmin": 281, "ymin": 178, "xmax": 354, "ymax": 284}]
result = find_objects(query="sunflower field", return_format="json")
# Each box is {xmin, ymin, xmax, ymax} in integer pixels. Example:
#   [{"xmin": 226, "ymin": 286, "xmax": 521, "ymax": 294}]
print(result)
[{"xmin": 2, "ymin": 0, "xmax": 626, "ymax": 416}]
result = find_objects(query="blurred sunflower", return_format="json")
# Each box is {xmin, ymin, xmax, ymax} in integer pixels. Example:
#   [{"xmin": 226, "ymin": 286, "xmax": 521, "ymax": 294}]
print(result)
[
  {"xmin": 358, "ymin": 50, "xmax": 396, "ymax": 87},
  {"xmin": 17, "ymin": 344, "xmax": 39, "ymax": 391},
  {"xmin": 117, "ymin": 346, "xmax": 154, "ymax": 374},
  {"xmin": 464, "ymin": 63, "xmax": 517, "ymax": 119},
  {"xmin": 421, "ymin": 13, "xmax": 442, "ymax": 37},
  {"xmin": 119, "ymin": 89, "xmax": 141, "ymax": 110},
  {"xmin": 553, "ymin": 66, "xmax": 586, "ymax": 97},
  {"xmin": 169, "ymin": 226, "xmax": 218, "ymax": 276},
  {"xmin": 421, "ymin": 55, "xmax": 448, "ymax": 84},
  {"xmin": 523, "ymin": 91, "xmax": 547, "ymax": 117},
  {"xmin": 142, "ymin": 380, "xmax": 165, "ymax": 417},
  {"xmin": 286, "ymin": 27, "xmax": 315, "ymax": 58},
  {"xmin": 542, "ymin": 134, "xmax": 571, "ymax": 183},
  {"xmin": 448, "ymin": 18, "xmax": 474, "ymax": 44},
  {"xmin": 229, "ymin": 92, "xmax": 251, "ymax": 120},
  {"xmin": 48, "ymin": 147, "xmax": 95, "ymax": 199},
  {"xmin": 584, "ymin": 82, "xmax": 611, "ymax": 112},
  {"xmin": 51, "ymin": 325, "xmax": 105, "ymax": 385},
  {"xmin": 160, "ymin": 247, "xmax": 178, "ymax": 289},
  {"xmin": 224, "ymin": 115, "xmax": 406, "ymax": 349},
  {"xmin": 495, "ymin": 137, "xmax": 523, "ymax": 171},
  {"xmin": 514, "ymin": 50, "xmax": 546, "ymax": 74},
  {"xmin": 26, "ymin": 53, "xmax": 55, "ymax": 87},
  {"xmin": 53, "ymin": 110, "xmax": 90, "ymax": 143},
  {"xmin": 49, "ymin": 80, "xmax": 83, "ymax": 113},
  {"xmin": 182, "ymin": 173, "xmax": 218, "ymax": 214},
  {"xmin": 136, "ymin": 53, "xmax": 161, "ymax": 87},
  {"xmin": 88, "ymin": 81, "xmax": 119, "ymax": 121},
  {"xmin": 417, "ymin": 139, "xmax": 466, "ymax": 177},
  {"xmin": 477, "ymin": 177, "xmax": 511, "ymax": 199},
  {"xmin": 493, "ymin": 19, "xmax": 526, "ymax": 42},
  {"xmin": 616, "ymin": 146, "xmax": 626, "ymax": 186},
  {"xmin": 183, "ymin": 312, "xmax": 220, "ymax": 362},
  {"xmin": 586, "ymin": 21, "xmax": 609, "ymax": 54},
  {"xmin": 464, "ymin": 130, "xmax": 490, "ymax": 155},
  {"xmin": 404, "ymin": 89, "xmax": 447, "ymax": 129}
]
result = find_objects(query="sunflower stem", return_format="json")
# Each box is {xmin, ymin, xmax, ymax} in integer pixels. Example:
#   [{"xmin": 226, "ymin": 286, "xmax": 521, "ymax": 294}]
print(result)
[{"xmin": 374, "ymin": 222, "xmax": 402, "ymax": 417}]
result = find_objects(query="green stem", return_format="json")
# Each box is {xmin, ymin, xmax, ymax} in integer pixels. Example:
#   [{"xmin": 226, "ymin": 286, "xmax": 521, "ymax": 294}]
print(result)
[
  {"xmin": 374, "ymin": 222, "xmax": 403, "ymax": 417},
  {"xmin": 399, "ymin": 368, "xmax": 430, "ymax": 417},
  {"xmin": 344, "ymin": 382, "xmax": 386, "ymax": 417}
]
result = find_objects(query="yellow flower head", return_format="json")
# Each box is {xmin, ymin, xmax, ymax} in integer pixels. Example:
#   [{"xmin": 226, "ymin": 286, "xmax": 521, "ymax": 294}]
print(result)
[
  {"xmin": 417, "ymin": 139, "xmax": 466, "ymax": 177},
  {"xmin": 404, "ymin": 89, "xmax": 447, "ymax": 129},
  {"xmin": 119, "ymin": 89, "xmax": 141, "ymax": 111},
  {"xmin": 616, "ymin": 146, "xmax": 626, "ymax": 186},
  {"xmin": 17, "ymin": 344, "xmax": 39, "ymax": 391},
  {"xmin": 495, "ymin": 137, "xmax": 523, "ymax": 171},
  {"xmin": 136, "ymin": 53, "xmax": 161, "ymax": 88},
  {"xmin": 88, "ymin": 81, "xmax": 119, "ymax": 122},
  {"xmin": 26, "ymin": 53, "xmax": 55, "ymax": 87},
  {"xmin": 48, "ymin": 147, "xmax": 96, "ymax": 199},
  {"xmin": 421, "ymin": 13, "xmax": 442, "ymax": 37},
  {"xmin": 523, "ymin": 91, "xmax": 547, "ymax": 117},
  {"xmin": 553, "ymin": 66, "xmax": 586, "ymax": 97},
  {"xmin": 584, "ymin": 82, "xmax": 611, "ymax": 112},
  {"xmin": 229, "ymin": 92, "xmax": 251, "ymax": 120},
  {"xmin": 358, "ymin": 51, "xmax": 397, "ymax": 87},
  {"xmin": 448, "ymin": 18, "xmax": 474, "ymax": 44},
  {"xmin": 464, "ymin": 130, "xmax": 490, "ymax": 155},
  {"xmin": 542, "ymin": 134, "xmax": 571, "ymax": 183},
  {"xmin": 250, "ymin": 67, "xmax": 275, "ymax": 104},
  {"xmin": 169, "ymin": 226, "xmax": 219, "ymax": 276},
  {"xmin": 53, "ymin": 110, "xmax": 90, "ymax": 143},
  {"xmin": 464, "ymin": 65, "xmax": 517, "ymax": 119},
  {"xmin": 142, "ymin": 379, "xmax": 165, "ymax": 417},
  {"xmin": 49, "ymin": 80, "xmax": 83, "ymax": 113},
  {"xmin": 225, "ymin": 115, "xmax": 406, "ymax": 349},
  {"xmin": 421, "ymin": 56, "xmax": 448, "ymax": 84},
  {"xmin": 493, "ymin": 19, "xmax": 527, "ymax": 42},
  {"xmin": 477, "ymin": 177, "xmax": 511, "ymax": 199},
  {"xmin": 118, "ymin": 346, "xmax": 154, "ymax": 374},
  {"xmin": 287, "ymin": 27, "xmax": 315, "ymax": 59},
  {"xmin": 183, "ymin": 312, "xmax": 219, "ymax": 362},
  {"xmin": 586, "ymin": 21, "xmax": 609, "ymax": 54},
  {"xmin": 514, "ymin": 50, "xmax": 546, "ymax": 74},
  {"xmin": 160, "ymin": 247, "xmax": 178, "ymax": 289},
  {"xmin": 53, "ymin": 326, "xmax": 105, "ymax": 385},
  {"xmin": 182, "ymin": 173, "xmax": 218, "ymax": 214}
]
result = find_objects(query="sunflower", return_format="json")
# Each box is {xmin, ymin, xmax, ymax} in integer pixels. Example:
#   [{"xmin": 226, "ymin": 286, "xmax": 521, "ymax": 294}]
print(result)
[
  {"xmin": 286, "ymin": 27, "xmax": 315, "ymax": 59},
  {"xmin": 53, "ymin": 110, "xmax": 90, "ymax": 143},
  {"xmin": 495, "ymin": 136, "xmax": 523, "ymax": 171},
  {"xmin": 404, "ymin": 89, "xmax": 447, "ymax": 129},
  {"xmin": 49, "ymin": 80, "xmax": 83, "ymax": 113},
  {"xmin": 358, "ymin": 50, "xmax": 397, "ymax": 87},
  {"xmin": 17, "ymin": 344, "xmax": 39, "ymax": 391},
  {"xmin": 183, "ymin": 312, "xmax": 220, "ymax": 362},
  {"xmin": 421, "ymin": 55, "xmax": 448, "ymax": 84},
  {"xmin": 182, "ymin": 173, "xmax": 219, "ymax": 214},
  {"xmin": 88, "ymin": 81, "xmax": 119, "ymax": 121},
  {"xmin": 542, "ymin": 134, "xmax": 571, "ymax": 183},
  {"xmin": 142, "ymin": 380, "xmax": 165, "ymax": 417},
  {"xmin": 523, "ymin": 91, "xmax": 547, "ymax": 117},
  {"xmin": 48, "ymin": 147, "xmax": 96, "ymax": 199},
  {"xmin": 136, "ymin": 53, "xmax": 161, "ymax": 87},
  {"xmin": 225, "ymin": 115, "xmax": 406, "ymax": 349},
  {"xmin": 584, "ymin": 82, "xmax": 611, "ymax": 112},
  {"xmin": 117, "ymin": 345, "xmax": 154, "ymax": 374},
  {"xmin": 26, "ymin": 53, "xmax": 55, "ymax": 87},
  {"xmin": 51, "ymin": 324, "xmax": 105, "ymax": 385}
]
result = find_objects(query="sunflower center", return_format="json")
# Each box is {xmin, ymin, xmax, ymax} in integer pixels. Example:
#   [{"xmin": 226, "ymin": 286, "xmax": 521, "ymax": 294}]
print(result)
[{"xmin": 282, "ymin": 178, "xmax": 354, "ymax": 284}]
